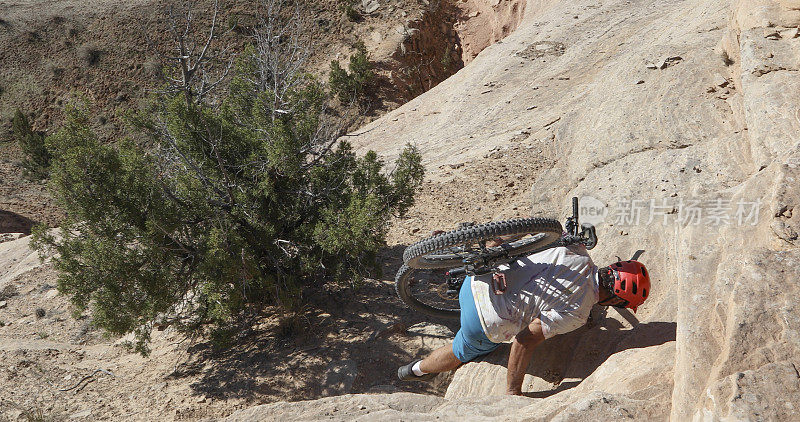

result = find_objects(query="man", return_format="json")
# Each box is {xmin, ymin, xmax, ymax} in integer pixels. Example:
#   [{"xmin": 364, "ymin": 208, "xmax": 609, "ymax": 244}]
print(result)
[{"xmin": 397, "ymin": 243, "xmax": 651, "ymax": 395}]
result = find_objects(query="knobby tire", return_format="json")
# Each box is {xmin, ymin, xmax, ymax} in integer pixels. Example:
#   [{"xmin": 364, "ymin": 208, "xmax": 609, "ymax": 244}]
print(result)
[{"xmin": 402, "ymin": 218, "xmax": 562, "ymax": 269}]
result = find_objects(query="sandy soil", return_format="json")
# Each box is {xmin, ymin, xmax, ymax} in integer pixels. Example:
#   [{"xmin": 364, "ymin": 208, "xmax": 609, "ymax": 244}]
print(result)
[{"xmin": 0, "ymin": 257, "xmax": 451, "ymax": 421}]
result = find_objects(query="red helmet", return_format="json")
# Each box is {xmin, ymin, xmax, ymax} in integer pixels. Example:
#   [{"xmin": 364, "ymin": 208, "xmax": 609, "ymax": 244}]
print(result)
[{"xmin": 600, "ymin": 260, "xmax": 651, "ymax": 312}]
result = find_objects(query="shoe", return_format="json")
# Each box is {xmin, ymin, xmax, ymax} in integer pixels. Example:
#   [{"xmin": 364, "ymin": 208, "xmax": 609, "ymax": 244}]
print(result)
[{"xmin": 397, "ymin": 360, "xmax": 437, "ymax": 381}]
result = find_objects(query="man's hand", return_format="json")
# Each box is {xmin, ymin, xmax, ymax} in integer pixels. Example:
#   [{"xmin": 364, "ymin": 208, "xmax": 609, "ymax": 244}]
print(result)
[{"xmin": 506, "ymin": 318, "xmax": 546, "ymax": 395}]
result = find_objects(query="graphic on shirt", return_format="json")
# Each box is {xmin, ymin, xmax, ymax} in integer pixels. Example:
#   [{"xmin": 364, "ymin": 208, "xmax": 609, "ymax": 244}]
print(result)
[{"xmin": 470, "ymin": 245, "xmax": 599, "ymax": 343}]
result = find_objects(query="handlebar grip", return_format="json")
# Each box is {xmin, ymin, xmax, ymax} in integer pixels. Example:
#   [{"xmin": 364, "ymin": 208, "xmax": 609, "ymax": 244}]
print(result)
[{"xmin": 572, "ymin": 197, "xmax": 578, "ymax": 220}]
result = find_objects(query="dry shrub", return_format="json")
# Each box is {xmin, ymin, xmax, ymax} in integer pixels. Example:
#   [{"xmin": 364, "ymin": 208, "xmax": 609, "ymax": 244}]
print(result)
[
  {"xmin": 142, "ymin": 59, "xmax": 162, "ymax": 78},
  {"xmin": 45, "ymin": 62, "xmax": 65, "ymax": 79},
  {"xmin": 78, "ymin": 43, "xmax": 103, "ymax": 66},
  {"xmin": 721, "ymin": 49, "xmax": 734, "ymax": 66},
  {"xmin": 0, "ymin": 284, "xmax": 18, "ymax": 300},
  {"xmin": 66, "ymin": 22, "xmax": 82, "ymax": 38}
]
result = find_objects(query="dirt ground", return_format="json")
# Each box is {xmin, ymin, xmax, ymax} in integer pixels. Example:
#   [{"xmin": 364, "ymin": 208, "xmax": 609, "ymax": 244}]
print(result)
[
  {"xmin": 0, "ymin": 256, "xmax": 452, "ymax": 421},
  {"xmin": 0, "ymin": 0, "xmax": 433, "ymax": 144}
]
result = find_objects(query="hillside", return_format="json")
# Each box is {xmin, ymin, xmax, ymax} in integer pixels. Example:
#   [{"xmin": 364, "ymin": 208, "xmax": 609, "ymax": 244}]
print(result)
[{"xmin": 2, "ymin": 0, "xmax": 800, "ymax": 420}]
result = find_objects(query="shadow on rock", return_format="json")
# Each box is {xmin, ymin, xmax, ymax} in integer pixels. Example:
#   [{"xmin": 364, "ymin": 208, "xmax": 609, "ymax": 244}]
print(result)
[
  {"xmin": 0, "ymin": 210, "xmax": 36, "ymax": 235},
  {"xmin": 472, "ymin": 312, "xmax": 676, "ymax": 396},
  {"xmin": 531, "ymin": 316, "xmax": 677, "ymax": 384}
]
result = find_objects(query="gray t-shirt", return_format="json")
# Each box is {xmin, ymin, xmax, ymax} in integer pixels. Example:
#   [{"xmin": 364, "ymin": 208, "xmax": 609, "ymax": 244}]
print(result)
[{"xmin": 470, "ymin": 244, "xmax": 599, "ymax": 343}]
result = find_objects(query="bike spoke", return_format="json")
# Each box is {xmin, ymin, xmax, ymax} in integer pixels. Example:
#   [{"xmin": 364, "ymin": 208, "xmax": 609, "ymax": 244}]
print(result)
[{"xmin": 407, "ymin": 269, "xmax": 459, "ymax": 310}]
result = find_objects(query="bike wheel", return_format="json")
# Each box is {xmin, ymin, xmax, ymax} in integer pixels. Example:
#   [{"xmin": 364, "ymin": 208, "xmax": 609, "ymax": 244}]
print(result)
[
  {"xmin": 403, "ymin": 218, "xmax": 562, "ymax": 269},
  {"xmin": 395, "ymin": 264, "xmax": 460, "ymax": 319}
]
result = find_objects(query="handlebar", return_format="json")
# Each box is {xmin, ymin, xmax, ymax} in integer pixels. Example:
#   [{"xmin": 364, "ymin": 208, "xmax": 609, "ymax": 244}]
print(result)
[
  {"xmin": 572, "ymin": 196, "xmax": 579, "ymax": 226},
  {"xmin": 565, "ymin": 196, "xmax": 597, "ymax": 249}
]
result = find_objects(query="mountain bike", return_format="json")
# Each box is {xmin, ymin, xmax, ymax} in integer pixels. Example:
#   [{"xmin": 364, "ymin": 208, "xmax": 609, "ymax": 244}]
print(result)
[{"xmin": 395, "ymin": 197, "xmax": 598, "ymax": 319}]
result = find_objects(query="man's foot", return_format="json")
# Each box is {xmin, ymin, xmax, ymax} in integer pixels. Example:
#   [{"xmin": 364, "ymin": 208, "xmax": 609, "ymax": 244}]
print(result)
[{"xmin": 397, "ymin": 360, "xmax": 436, "ymax": 381}]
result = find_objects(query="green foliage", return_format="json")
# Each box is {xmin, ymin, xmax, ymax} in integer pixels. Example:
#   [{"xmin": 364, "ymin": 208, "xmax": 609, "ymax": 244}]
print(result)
[
  {"xmin": 338, "ymin": 0, "xmax": 361, "ymax": 22},
  {"xmin": 12, "ymin": 109, "xmax": 51, "ymax": 180},
  {"xmin": 441, "ymin": 45, "xmax": 453, "ymax": 70},
  {"xmin": 329, "ymin": 41, "xmax": 374, "ymax": 103},
  {"xmin": 344, "ymin": 4, "xmax": 360, "ymax": 22},
  {"xmin": 329, "ymin": 61, "xmax": 349, "ymax": 100},
  {"xmin": 33, "ymin": 47, "xmax": 424, "ymax": 354}
]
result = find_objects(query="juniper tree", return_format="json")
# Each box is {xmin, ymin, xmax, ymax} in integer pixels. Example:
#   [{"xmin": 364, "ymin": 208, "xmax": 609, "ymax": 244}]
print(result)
[
  {"xmin": 12, "ymin": 110, "xmax": 51, "ymax": 180},
  {"xmin": 33, "ymin": 2, "xmax": 424, "ymax": 354},
  {"xmin": 329, "ymin": 41, "xmax": 374, "ymax": 104}
]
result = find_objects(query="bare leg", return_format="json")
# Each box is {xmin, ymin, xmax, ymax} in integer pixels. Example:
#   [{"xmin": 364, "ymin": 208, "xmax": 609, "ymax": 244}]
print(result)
[{"xmin": 419, "ymin": 343, "xmax": 462, "ymax": 373}]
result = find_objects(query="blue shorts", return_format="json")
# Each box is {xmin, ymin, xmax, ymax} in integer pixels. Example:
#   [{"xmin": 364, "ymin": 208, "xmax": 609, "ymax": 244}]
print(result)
[{"xmin": 452, "ymin": 276, "xmax": 501, "ymax": 362}]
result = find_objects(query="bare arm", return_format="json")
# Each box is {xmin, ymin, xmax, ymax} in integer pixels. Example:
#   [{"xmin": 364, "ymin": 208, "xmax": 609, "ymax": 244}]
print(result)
[{"xmin": 506, "ymin": 318, "xmax": 546, "ymax": 395}]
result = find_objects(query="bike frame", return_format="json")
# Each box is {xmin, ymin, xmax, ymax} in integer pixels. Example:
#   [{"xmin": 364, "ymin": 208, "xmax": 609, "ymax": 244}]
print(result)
[{"xmin": 442, "ymin": 197, "xmax": 598, "ymax": 297}]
